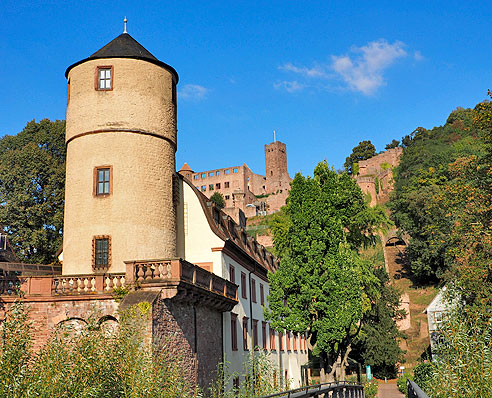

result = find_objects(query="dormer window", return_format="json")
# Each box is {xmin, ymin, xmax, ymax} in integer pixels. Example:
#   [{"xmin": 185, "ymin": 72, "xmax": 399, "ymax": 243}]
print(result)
[{"xmin": 96, "ymin": 66, "xmax": 113, "ymax": 91}]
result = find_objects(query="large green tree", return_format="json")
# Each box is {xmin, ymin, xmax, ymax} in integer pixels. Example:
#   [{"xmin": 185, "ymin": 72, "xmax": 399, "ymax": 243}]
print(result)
[
  {"xmin": 0, "ymin": 119, "xmax": 66, "ymax": 264},
  {"xmin": 344, "ymin": 140, "xmax": 376, "ymax": 174},
  {"xmin": 352, "ymin": 267, "xmax": 406, "ymax": 379},
  {"xmin": 264, "ymin": 162, "xmax": 389, "ymax": 381}
]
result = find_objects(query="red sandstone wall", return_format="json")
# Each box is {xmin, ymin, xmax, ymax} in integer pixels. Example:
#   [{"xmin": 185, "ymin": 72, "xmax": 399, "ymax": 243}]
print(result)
[{"xmin": 152, "ymin": 297, "xmax": 223, "ymax": 390}]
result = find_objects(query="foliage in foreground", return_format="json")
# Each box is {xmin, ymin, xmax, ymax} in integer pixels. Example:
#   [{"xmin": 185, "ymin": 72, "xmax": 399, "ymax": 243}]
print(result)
[
  {"xmin": 208, "ymin": 351, "xmax": 283, "ymax": 398},
  {"xmin": 0, "ymin": 119, "xmax": 66, "ymax": 264},
  {"xmin": 363, "ymin": 379, "xmax": 378, "ymax": 398},
  {"xmin": 424, "ymin": 300, "xmax": 492, "ymax": 398},
  {"xmin": 0, "ymin": 301, "xmax": 193, "ymax": 398}
]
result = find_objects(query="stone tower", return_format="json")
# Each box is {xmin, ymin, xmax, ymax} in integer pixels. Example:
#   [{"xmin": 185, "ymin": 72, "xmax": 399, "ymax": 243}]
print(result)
[
  {"xmin": 264, "ymin": 141, "xmax": 289, "ymax": 193},
  {"xmin": 63, "ymin": 32, "xmax": 178, "ymax": 275}
]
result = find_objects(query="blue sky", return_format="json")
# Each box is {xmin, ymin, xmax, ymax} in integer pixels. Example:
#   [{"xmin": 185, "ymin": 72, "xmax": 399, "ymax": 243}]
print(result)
[{"xmin": 1, "ymin": 1, "xmax": 490, "ymax": 176}]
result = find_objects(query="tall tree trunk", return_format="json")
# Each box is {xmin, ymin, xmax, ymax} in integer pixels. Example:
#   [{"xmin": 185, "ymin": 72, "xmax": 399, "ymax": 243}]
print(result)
[
  {"xmin": 326, "ymin": 353, "xmax": 339, "ymax": 382},
  {"xmin": 339, "ymin": 344, "xmax": 352, "ymax": 381},
  {"xmin": 319, "ymin": 351, "xmax": 328, "ymax": 383}
]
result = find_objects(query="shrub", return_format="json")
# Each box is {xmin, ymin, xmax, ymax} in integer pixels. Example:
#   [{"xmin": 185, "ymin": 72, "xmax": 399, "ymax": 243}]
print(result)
[
  {"xmin": 413, "ymin": 362, "xmax": 432, "ymax": 393},
  {"xmin": 364, "ymin": 379, "xmax": 378, "ymax": 398},
  {"xmin": 0, "ymin": 301, "xmax": 193, "ymax": 398},
  {"xmin": 396, "ymin": 374, "xmax": 412, "ymax": 397}
]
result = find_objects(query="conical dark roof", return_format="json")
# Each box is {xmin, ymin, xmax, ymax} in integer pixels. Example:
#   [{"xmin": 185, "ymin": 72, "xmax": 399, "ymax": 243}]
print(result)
[{"xmin": 65, "ymin": 33, "xmax": 178, "ymax": 81}]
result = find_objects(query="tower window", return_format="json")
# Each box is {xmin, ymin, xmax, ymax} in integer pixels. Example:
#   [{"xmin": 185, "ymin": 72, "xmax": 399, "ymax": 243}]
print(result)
[
  {"xmin": 94, "ymin": 167, "xmax": 112, "ymax": 196},
  {"xmin": 233, "ymin": 168, "xmax": 239, "ymax": 173},
  {"xmin": 96, "ymin": 66, "xmax": 113, "ymax": 90},
  {"xmin": 93, "ymin": 236, "xmax": 111, "ymax": 270},
  {"xmin": 225, "ymin": 182, "xmax": 230, "ymax": 188}
]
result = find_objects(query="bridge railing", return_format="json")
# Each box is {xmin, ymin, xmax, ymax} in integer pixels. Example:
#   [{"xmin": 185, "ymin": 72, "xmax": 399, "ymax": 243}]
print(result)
[
  {"xmin": 407, "ymin": 379, "xmax": 429, "ymax": 398},
  {"xmin": 261, "ymin": 381, "xmax": 364, "ymax": 398}
]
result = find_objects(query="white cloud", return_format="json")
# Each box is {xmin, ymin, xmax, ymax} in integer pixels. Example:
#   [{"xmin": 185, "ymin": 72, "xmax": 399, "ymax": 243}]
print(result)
[
  {"xmin": 179, "ymin": 84, "xmax": 208, "ymax": 100},
  {"xmin": 279, "ymin": 63, "xmax": 328, "ymax": 78},
  {"xmin": 278, "ymin": 39, "xmax": 411, "ymax": 96},
  {"xmin": 331, "ymin": 40, "xmax": 407, "ymax": 95},
  {"xmin": 273, "ymin": 80, "xmax": 306, "ymax": 93},
  {"xmin": 414, "ymin": 50, "xmax": 424, "ymax": 61}
]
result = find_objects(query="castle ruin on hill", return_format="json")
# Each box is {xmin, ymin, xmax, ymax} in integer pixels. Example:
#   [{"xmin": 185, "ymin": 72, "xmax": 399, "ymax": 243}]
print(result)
[
  {"xmin": 355, "ymin": 147, "xmax": 403, "ymax": 206},
  {"xmin": 179, "ymin": 140, "xmax": 292, "ymax": 224}
]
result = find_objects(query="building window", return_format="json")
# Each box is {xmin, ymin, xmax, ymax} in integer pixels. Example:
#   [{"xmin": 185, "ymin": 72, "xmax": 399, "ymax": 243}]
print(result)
[
  {"xmin": 251, "ymin": 279, "xmax": 257, "ymax": 303},
  {"xmin": 225, "ymin": 182, "xmax": 230, "ymax": 188},
  {"xmin": 270, "ymin": 327, "xmax": 276, "ymax": 350},
  {"xmin": 225, "ymin": 195, "xmax": 230, "ymax": 200},
  {"xmin": 233, "ymin": 377, "xmax": 240, "ymax": 393},
  {"xmin": 201, "ymin": 173, "xmax": 206, "ymax": 178},
  {"xmin": 0, "ymin": 234, "xmax": 7, "ymax": 251},
  {"xmin": 229, "ymin": 265, "xmax": 235, "ymax": 284},
  {"xmin": 193, "ymin": 175, "xmax": 199, "ymax": 180},
  {"xmin": 279, "ymin": 332, "xmax": 284, "ymax": 351},
  {"xmin": 293, "ymin": 334, "xmax": 297, "ymax": 351},
  {"xmin": 262, "ymin": 321, "xmax": 267, "ymax": 350},
  {"xmin": 286, "ymin": 332, "xmax": 291, "ymax": 351},
  {"xmin": 216, "ymin": 183, "xmax": 221, "ymax": 189},
  {"xmin": 243, "ymin": 317, "xmax": 249, "ymax": 351},
  {"xmin": 260, "ymin": 283, "xmax": 264, "ymax": 305},
  {"xmin": 241, "ymin": 272, "xmax": 247, "ymax": 299},
  {"xmin": 209, "ymin": 184, "xmax": 214, "ymax": 191},
  {"xmin": 224, "ymin": 169, "xmax": 229, "ymax": 175},
  {"xmin": 201, "ymin": 186, "xmax": 206, "ymax": 192},
  {"xmin": 96, "ymin": 66, "xmax": 113, "ymax": 91},
  {"xmin": 208, "ymin": 172, "xmax": 214, "ymax": 177},
  {"xmin": 434, "ymin": 311, "xmax": 444, "ymax": 324},
  {"xmin": 233, "ymin": 168, "xmax": 239, "ymax": 173},
  {"xmin": 94, "ymin": 166, "xmax": 112, "ymax": 196},
  {"xmin": 253, "ymin": 319, "xmax": 258, "ymax": 349},
  {"xmin": 231, "ymin": 313, "xmax": 238, "ymax": 351},
  {"xmin": 92, "ymin": 236, "xmax": 111, "ymax": 270},
  {"xmin": 216, "ymin": 171, "xmax": 220, "ymax": 176}
]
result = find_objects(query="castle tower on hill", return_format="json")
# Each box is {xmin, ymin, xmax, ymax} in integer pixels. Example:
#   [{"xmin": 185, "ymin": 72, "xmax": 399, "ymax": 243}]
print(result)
[
  {"xmin": 63, "ymin": 32, "xmax": 179, "ymax": 275},
  {"xmin": 265, "ymin": 140, "xmax": 289, "ymax": 193}
]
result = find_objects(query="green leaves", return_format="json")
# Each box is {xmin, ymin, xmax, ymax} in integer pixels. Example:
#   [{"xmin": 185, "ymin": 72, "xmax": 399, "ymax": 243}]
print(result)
[
  {"xmin": 0, "ymin": 119, "xmax": 66, "ymax": 263},
  {"xmin": 265, "ymin": 161, "xmax": 388, "ymax": 364}
]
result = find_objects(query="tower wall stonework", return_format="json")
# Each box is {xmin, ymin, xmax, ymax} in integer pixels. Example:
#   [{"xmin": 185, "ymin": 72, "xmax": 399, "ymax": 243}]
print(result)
[
  {"xmin": 63, "ymin": 58, "xmax": 177, "ymax": 275},
  {"xmin": 265, "ymin": 141, "xmax": 289, "ymax": 193}
]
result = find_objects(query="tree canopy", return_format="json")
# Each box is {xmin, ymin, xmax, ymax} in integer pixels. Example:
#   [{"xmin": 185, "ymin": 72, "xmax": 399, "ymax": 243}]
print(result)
[
  {"xmin": 344, "ymin": 140, "xmax": 376, "ymax": 174},
  {"xmin": 385, "ymin": 139, "xmax": 400, "ymax": 150},
  {"xmin": 0, "ymin": 119, "xmax": 66, "ymax": 264},
  {"xmin": 209, "ymin": 191, "xmax": 225, "ymax": 208},
  {"xmin": 264, "ymin": 162, "xmax": 391, "ymax": 381},
  {"xmin": 389, "ymin": 99, "xmax": 489, "ymax": 281}
]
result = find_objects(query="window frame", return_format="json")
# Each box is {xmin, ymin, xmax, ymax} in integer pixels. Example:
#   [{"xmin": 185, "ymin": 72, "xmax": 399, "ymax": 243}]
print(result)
[
  {"xmin": 270, "ymin": 326, "xmax": 276, "ymax": 350},
  {"xmin": 262, "ymin": 321, "xmax": 267, "ymax": 350},
  {"xmin": 241, "ymin": 272, "xmax": 247, "ymax": 299},
  {"xmin": 95, "ymin": 65, "xmax": 114, "ymax": 91},
  {"xmin": 260, "ymin": 283, "xmax": 264, "ymax": 305},
  {"xmin": 231, "ymin": 313, "xmax": 238, "ymax": 351},
  {"xmin": 94, "ymin": 166, "xmax": 113, "ymax": 197},
  {"xmin": 92, "ymin": 235, "xmax": 111, "ymax": 271},
  {"xmin": 229, "ymin": 265, "xmax": 235, "ymax": 284},
  {"xmin": 253, "ymin": 319, "xmax": 259, "ymax": 350},
  {"xmin": 242, "ymin": 317, "xmax": 249, "ymax": 351},
  {"xmin": 251, "ymin": 278, "xmax": 257, "ymax": 303}
]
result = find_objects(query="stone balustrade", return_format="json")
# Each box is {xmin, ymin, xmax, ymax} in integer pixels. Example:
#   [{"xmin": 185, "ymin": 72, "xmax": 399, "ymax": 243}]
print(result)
[
  {"xmin": 0, "ymin": 259, "xmax": 237, "ymax": 303},
  {"xmin": 126, "ymin": 258, "xmax": 238, "ymax": 301}
]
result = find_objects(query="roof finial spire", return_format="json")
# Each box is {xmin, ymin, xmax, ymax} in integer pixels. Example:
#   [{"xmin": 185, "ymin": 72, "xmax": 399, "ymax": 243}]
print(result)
[{"xmin": 123, "ymin": 16, "xmax": 127, "ymax": 33}]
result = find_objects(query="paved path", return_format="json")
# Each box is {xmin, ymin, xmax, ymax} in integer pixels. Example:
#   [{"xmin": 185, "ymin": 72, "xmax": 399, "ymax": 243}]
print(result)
[{"xmin": 378, "ymin": 380, "xmax": 404, "ymax": 398}]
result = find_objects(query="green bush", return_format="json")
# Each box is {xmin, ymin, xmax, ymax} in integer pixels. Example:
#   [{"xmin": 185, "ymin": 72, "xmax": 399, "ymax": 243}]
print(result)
[
  {"xmin": 396, "ymin": 374, "xmax": 412, "ymax": 397},
  {"xmin": 364, "ymin": 379, "xmax": 378, "ymax": 398},
  {"xmin": 413, "ymin": 362, "xmax": 432, "ymax": 393},
  {"xmin": 0, "ymin": 301, "xmax": 193, "ymax": 398},
  {"xmin": 208, "ymin": 351, "xmax": 283, "ymax": 398}
]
